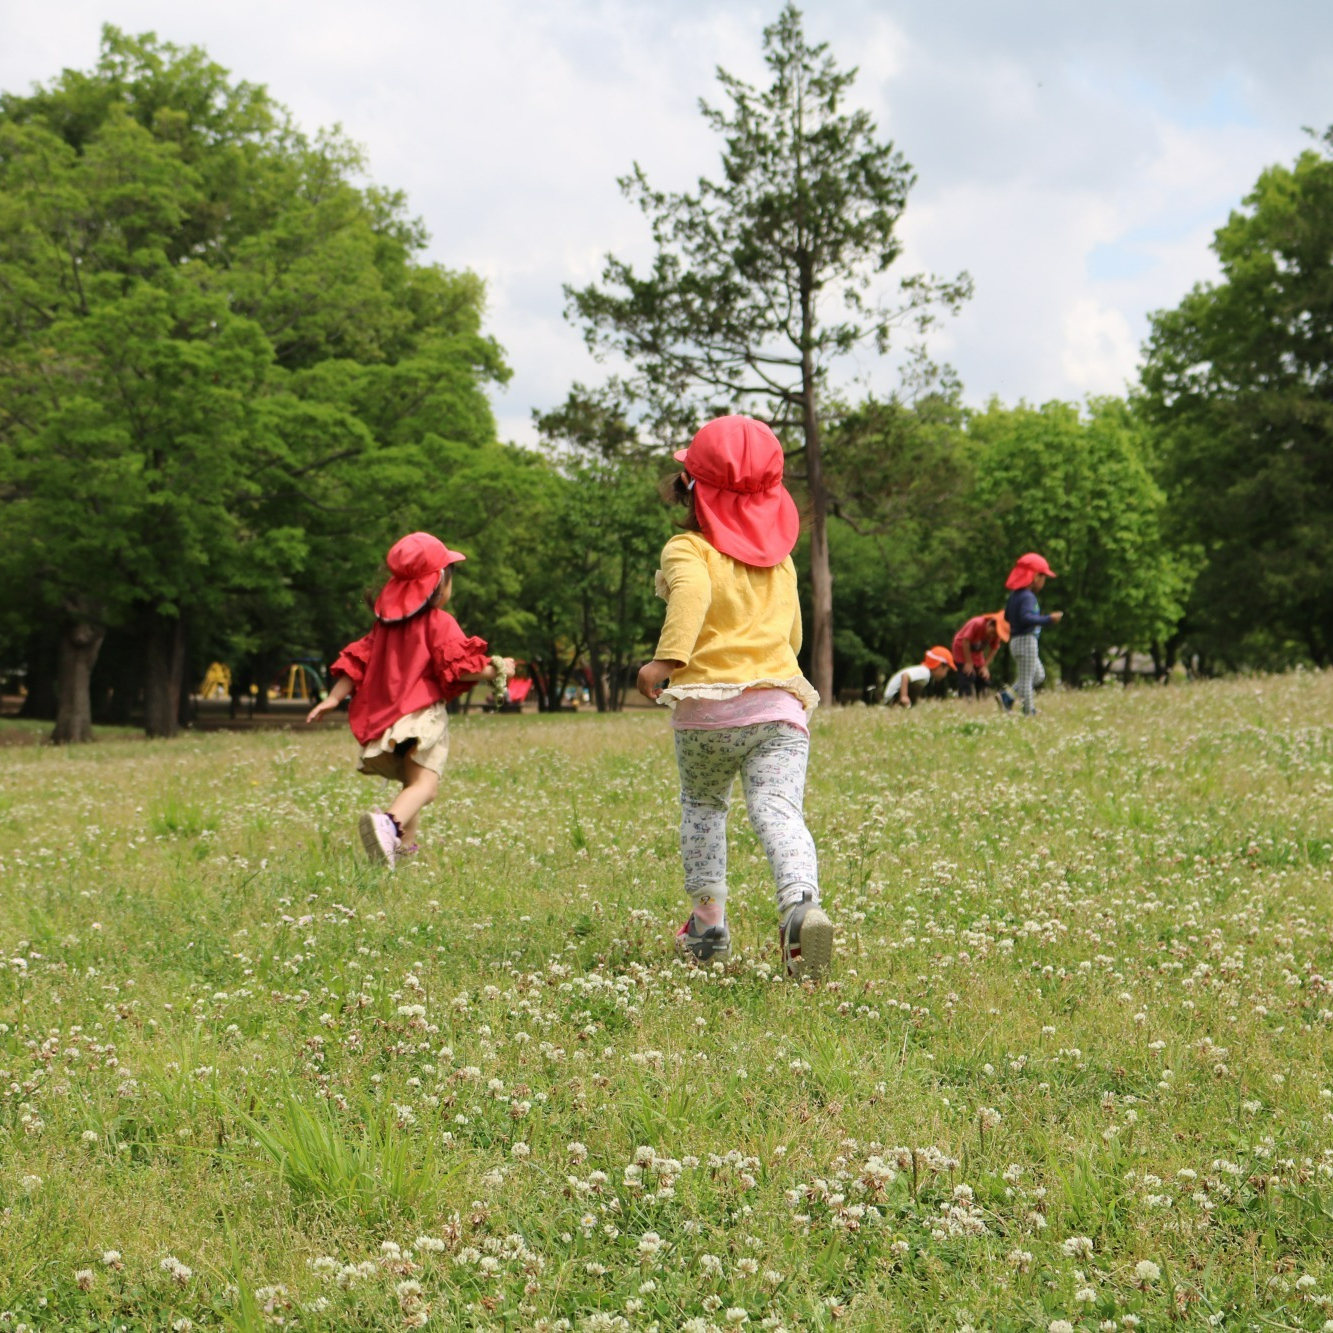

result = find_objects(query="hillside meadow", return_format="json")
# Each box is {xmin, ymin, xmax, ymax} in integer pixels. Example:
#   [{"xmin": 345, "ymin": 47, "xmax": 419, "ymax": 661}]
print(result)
[{"xmin": 1, "ymin": 675, "xmax": 1332, "ymax": 1331}]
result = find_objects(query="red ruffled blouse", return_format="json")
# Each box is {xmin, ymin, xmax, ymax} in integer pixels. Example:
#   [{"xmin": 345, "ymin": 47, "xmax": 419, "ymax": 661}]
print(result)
[{"xmin": 331, "ymin": 610, "xmax": 490, "ymax": 745}]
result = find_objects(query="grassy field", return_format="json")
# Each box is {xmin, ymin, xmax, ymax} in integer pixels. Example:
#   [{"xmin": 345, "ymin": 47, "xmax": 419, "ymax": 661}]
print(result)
[{"xmin": 2, "ymin": 675, "xmax": 1333, "ymax": 1332}]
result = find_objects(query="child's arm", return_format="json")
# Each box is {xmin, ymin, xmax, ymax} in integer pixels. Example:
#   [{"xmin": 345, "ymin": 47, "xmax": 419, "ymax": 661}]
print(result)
[
  {"xmin": 457, "ymin": 657, "xmax": 516, "ymax": 683},
  {"xmin": 306, "ymin": 674, "xmax": 353, "ymax": 723},
  {"xmin": 654, "ymin": 537, "xmax": 712, "ymax": 668},
  {"xmin": 899, "ymin": 673, "xmax": 913, "ymax": 707},
  {"xmin": 638, "ymin": 658, "xmax": 683, "ymax": 700}
]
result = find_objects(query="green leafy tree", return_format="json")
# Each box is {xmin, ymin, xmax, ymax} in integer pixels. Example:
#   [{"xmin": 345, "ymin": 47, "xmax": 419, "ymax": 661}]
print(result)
[
  {"xmin": 968, "ymin": 399, "xmax": 1196, "ymax": 682},
  {"xmin": 0, "ymin": 29, "xmax": 509, "ymax": 740},
  {"xmin": 565, "ymin": 2, "xmax": 970, "ymax": 704},
  {"xmin": 531, "ymin": 385, "xmax": 675, "ymax": 712},
  {"xmin": 817, "ymin": 374, "xmax": 975, "ymax": 690},
  {"xmin": 1139, "ymin": 128, "xmax": 1333, "ymax": 666}
]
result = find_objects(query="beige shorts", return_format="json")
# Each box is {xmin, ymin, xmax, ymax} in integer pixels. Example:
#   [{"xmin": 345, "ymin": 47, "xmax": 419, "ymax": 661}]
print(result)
[{"xmin": 357, "ymin": 702, "xmax": 450, "ymax": 783}]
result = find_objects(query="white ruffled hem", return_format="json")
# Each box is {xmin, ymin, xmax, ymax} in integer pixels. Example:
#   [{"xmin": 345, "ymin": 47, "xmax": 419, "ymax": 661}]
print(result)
[{"xmin": 659, "ymin": 676, "xmax": 820, "ymax": 715}]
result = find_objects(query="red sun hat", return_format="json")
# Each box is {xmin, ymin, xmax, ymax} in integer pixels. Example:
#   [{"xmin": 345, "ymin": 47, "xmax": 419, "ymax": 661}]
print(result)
[
  {"xmin": 374, "ymin": 531, "xmax": 467, "ymax": 623},
  {"xmin": 1004, "ymin": 551, "xmax": 1057, "ymax": 591},
  {"xmin": 924, "ymin": 645, "xmax": 957, "ymax": 670},
  {"xmin": 673, "ymin": 415, "xmax": 799, "ymax": 567}
]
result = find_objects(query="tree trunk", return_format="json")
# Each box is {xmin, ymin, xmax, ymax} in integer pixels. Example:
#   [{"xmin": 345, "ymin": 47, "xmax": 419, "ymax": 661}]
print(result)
[
  {"xmin": 52, "ymin": 616, "xmax": 106, "ymax": 744},
  {"xmin": 586, "ymin": 604, "xmax": 608, "ymax": 713},
  {"xmin": 252, "ymin": 654, "xmax": 272, "ymax": 714},
  {"xmin": 800, "ymin": 343, "xmax": 834, "ymax": 705},
  {"xmin": 143, "ymin": 611, "xmax": 186, "ymax": 738}
]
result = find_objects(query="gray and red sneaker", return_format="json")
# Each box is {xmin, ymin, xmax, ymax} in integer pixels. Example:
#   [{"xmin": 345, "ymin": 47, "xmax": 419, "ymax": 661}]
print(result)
[
  {"xmin": 358, "ymin": 810, "xmax": 400, "ymax": 868},
  {"xmin": 780, "ymin": 893, "xmax": 834, "ymax": 980},
  {"xmin": 675, "ymin": 915, "xmax": 731, "ymax": 966}
]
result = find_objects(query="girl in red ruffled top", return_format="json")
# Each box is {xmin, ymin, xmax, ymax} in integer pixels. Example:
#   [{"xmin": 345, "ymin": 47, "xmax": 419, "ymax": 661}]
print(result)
[{"xmin": 306, "ymin": 532, "xmax": 514, "ymax": 867}]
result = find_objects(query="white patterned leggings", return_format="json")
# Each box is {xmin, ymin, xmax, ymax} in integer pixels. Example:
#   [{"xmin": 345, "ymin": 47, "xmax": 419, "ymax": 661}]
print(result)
[
  {"xmin": 1010, "ymin": 633, "xmax": 1046, "ymax": 715},
  {"xmin": 674, "ymin": 723, "xmax": 819, "ymax": 916}
]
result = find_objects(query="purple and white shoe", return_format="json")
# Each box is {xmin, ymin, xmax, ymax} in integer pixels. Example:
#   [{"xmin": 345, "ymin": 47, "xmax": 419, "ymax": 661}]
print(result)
[{"xmin": 358, "ymin": 810, "xmax": 400, "ymax": 868}]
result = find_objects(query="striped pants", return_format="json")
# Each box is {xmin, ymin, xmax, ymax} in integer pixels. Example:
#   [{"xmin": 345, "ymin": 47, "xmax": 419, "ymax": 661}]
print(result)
[{"xmin": 1010, "ymin": 634, "xmax": 1045, "ymax": 715}]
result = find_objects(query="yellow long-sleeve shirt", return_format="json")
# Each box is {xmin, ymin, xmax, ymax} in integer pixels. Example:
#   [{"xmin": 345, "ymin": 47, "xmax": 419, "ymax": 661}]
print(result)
[{"xmin": 654, "ymin": 533, "xmax": 814, "ymax": 702}]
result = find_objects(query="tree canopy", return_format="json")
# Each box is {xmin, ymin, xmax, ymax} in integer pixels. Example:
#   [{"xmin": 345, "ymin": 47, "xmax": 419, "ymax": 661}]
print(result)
[
  {"xmin": 1139, "ymin": 128, "xmax": 1333, "ymax": 667},
  {"xmin": 0, "ymin": 27, "xmax": 509, "ymax": 738},
  {"xmin": 565, "ymin": 2, "xmax": 970, "ymax": 704}
]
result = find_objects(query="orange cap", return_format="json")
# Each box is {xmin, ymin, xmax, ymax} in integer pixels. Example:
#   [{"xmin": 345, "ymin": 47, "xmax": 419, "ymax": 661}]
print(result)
[
  {"xmin": 991, "ymin": 612, "xmax": 1011, "ymax": 643},
  {"xmin": 923, "ymin": 645, "xmax": 956, "ymax": 670}
]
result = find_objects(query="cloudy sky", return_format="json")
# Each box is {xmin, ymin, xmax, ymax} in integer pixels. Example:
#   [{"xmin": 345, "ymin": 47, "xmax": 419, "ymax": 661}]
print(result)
[{"xmin": 4, "ymin": 1, "xmax": 1332, "ymax": 443}]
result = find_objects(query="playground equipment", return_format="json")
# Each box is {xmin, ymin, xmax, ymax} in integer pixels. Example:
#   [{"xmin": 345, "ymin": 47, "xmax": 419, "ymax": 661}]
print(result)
[
  {"xmin": 198, "ymin": 662, "xmax": 232, "ymax": 699},
  {"xmin": 275, "ymin": 660, "xmax": 327, "ymax": 702}
]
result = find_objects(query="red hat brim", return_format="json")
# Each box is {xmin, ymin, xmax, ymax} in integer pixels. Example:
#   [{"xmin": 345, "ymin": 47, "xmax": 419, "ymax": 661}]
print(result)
[
  {"xmin": 374, "ymin": 549, "xmax": 466, "ymax": 622},
  {"xmin": 691, "ymin": 480, "xmax": 800, "ymax": 567}
]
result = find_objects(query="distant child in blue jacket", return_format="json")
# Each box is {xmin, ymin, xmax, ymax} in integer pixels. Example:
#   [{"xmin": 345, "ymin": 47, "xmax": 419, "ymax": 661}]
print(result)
[{"xmin": 1001, "ymin": 552, "xmax": 1063, "ymax": 715}]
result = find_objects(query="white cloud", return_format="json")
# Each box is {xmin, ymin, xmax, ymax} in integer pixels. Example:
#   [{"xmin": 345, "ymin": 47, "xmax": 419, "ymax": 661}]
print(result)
[{"xmin": 1060, "ymin": 299, "xmax": 1137, "ymax": 393}]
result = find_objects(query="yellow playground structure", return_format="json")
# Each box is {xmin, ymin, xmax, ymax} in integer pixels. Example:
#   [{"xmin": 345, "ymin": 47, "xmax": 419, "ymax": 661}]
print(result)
[
  {"xmin": 198, "ymin": 662, "xmax": 231, "ymax": 699},
  {"xmin": 196, "ymin": 660, "xmax": 326, "ymax": 702}
]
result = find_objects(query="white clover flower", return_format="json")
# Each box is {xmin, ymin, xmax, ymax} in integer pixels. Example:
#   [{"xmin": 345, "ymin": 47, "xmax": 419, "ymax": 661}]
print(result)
[
  {"xmin": 101, "ymin": 1250, "xmax": 124, "ymax": 1269},
  {"xmin": 415, "ymin": 1236, "xmax": 447, "ymax": 1253},
  {"xmin": 726, "ymin": 1309, "xmax": 750, "ymax": 1325},
  {"xmin": 75, "ymin": 1269, "xmax": 95, "ymax": 1291},
  {"xmin": 159, "ymin": 1256, "xmax": 192, "ymax": 1285},
  {"xmin": 511, "ymin": 1142, "xmax": 531, "ymax": 1159},
  {"xmin": 20, "ymin": 1174, "xmax": 41, "ymax": 1195},
  {"xmin": 1135, "ymin": 1259, "xmax": 1161, "ymax": 1284},
  {"xmin": 1049, "ymin": 1322, "xmax": 1075, "ymax": 1333}
]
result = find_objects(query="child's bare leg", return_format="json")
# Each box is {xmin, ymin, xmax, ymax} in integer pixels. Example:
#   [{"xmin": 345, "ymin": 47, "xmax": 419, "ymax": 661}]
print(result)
[{"xmin": 388, "ymin": 756, "xmax": 438, "ymax": 843}]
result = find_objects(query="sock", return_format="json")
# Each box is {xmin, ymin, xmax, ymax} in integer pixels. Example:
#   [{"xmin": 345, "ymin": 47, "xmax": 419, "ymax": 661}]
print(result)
[
  {"xmin": 690, "ymin": 887, "xmax": 727, "ymax": 930},
  {"xmin": 778, "ymin": 886, "xmax": 819, "ymax": 922},
  {"xmin": 388, "ymin": 813, "xmax": 404, "ymax": 841}
]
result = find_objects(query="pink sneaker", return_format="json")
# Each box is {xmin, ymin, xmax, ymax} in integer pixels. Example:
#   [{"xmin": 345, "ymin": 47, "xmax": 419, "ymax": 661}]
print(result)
[{"xmin": 358, "ymin": 810, "xmax": 399, "ymax": 868}]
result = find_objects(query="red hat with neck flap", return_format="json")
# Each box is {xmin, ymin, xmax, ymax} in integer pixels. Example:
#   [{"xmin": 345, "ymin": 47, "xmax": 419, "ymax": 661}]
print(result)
[
  {"xmin": 673, "ymin": 415, "xmax": 800, "ymax": 567},
  {"xmin": 374, "ymin": 532, "xmax": 467, "ymax": 623}
]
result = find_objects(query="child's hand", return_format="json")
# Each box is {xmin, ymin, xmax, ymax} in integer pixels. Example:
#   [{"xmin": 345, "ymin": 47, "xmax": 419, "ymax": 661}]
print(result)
[
  {"xmin": 1050, "ymin": 610, "xmax": 1064, "ymax": 623},
  {"xmin": 305, "ymin": 698, "xmax": 336, "ymax": 724},
  {"xmin": 637, "ymin": 659, "xmax": 678, "ymax": 701}
]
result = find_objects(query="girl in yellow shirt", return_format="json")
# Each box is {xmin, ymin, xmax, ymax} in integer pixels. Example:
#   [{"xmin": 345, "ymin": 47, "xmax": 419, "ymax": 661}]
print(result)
[{"xmin": 637, "ymin": 415, "xmax": 834, "ymax": 981}]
